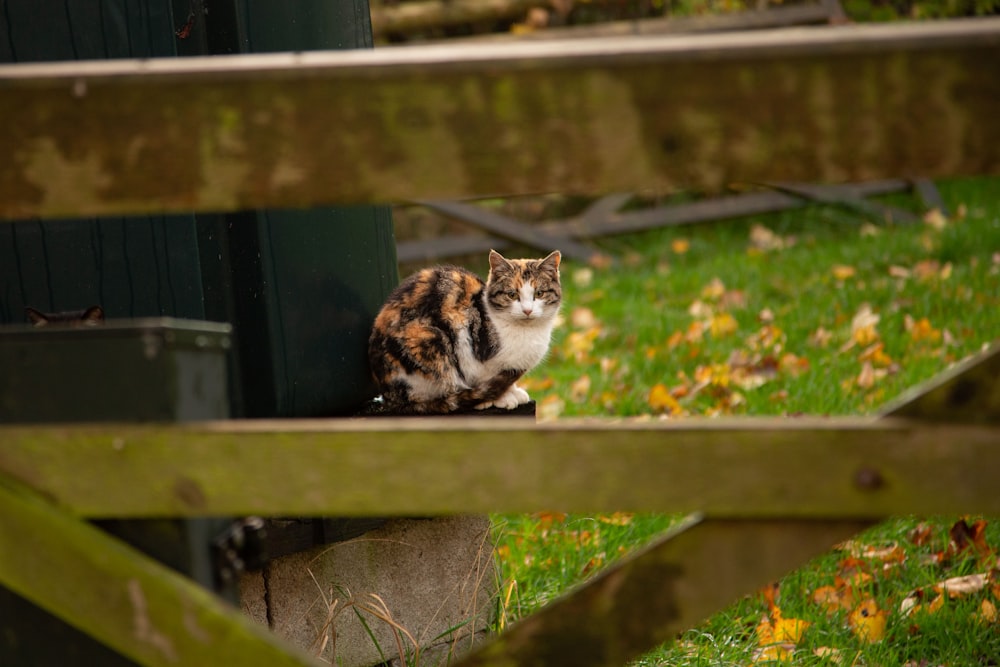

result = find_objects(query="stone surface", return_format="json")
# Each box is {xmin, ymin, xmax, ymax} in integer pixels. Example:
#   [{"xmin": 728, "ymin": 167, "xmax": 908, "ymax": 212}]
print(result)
[{"xmin": 240, "ymin": 515, "xmax": 497, "ymax": 666}]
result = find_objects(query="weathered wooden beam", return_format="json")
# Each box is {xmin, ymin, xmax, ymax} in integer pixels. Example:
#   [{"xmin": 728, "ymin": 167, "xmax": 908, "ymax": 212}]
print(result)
[
  {"xmin": 0, "ymin": 418, "xmax": 997, "ymax": 518},
  {"xmin": 1, "ymin": 19, "xmax": 998, "ymax": 221},
  {"xmin": 455, "ymin": 515, "xmax": 869, "ymax": 667},
  {"xmin": 0, "ymin": 478, "xmax": 321, "ymax": 667}
]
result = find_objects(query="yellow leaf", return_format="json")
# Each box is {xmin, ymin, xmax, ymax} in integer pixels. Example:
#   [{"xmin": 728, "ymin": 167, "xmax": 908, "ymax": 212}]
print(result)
[
  {"xmin": 709, "ymin": 312, "xmax": 739, "ymax": 338},
  {"xmin": 832, "ymin": 264, "xmax": 857, "ymax": 281},
  {"xmin": 648, "ymin": 383, "xmax": 682, "ymax": 415},
  {"xmin": 671, "ymin": 238, "xmax": 690, "ymax": 254},
  {"xmin": 851, "ymin": 303, "xmax": 881, "ymax": 346},
  {"xmin": 773, "ymin": 616, "xmax": 811, "ymax": 644},
  {"xmin": 849, "ymin": 599, "xmax": 887, "ymax": 643}
]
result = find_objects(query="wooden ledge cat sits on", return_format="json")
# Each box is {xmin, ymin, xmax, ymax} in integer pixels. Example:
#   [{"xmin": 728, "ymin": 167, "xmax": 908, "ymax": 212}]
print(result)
[
  {"xmin": 25, "ymin": 306, "xmax": 105, "ymax": 327},
  {"xmin": 369, "ymin": 249, "xmax": 562, "ymax": 414}
]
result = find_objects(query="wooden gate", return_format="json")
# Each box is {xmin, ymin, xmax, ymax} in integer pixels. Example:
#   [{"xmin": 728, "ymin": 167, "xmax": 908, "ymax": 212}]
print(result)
[{"xmin": 1, "ymin": 16, "xmax": 999, "ymax": 666}]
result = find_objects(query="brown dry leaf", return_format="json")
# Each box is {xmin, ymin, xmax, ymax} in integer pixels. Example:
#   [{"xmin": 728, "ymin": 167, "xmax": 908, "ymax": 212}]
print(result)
[
  {"xmin": 809, "ymin": 326, "xmax": 834, "ymax": 348},
  {"xmin": 848, "ymin": 599, "xmax": 888, "ymax": 643},
  {"xmin": 856, "ymin": 361, "xmax": 877, "ymax": 389},
  {"xmin": 701, "ymin": 277, "xmax": 727, "ymax": 301},
  {"xmin": 909, "ymin": 522, "xmax": 934, "ymax": 547},
  {"xmin": 889, "ymin": 265, "xmax": 911, "ymax": 279},
  {"xmin": 597, "ymin": 512, "xmax": 633, "ymax": 526},
  {"xmin": 779, "ymin": 353, "xmax": 810, "ymax": 377},
  {"xmin": 923, "ymin": 208, "xmax": 948, "ymax": 230},
  {"xmin": 979, "ymin": 598, "xmax": 998, "ymax": 624},
  {"xmin": 936, "ymin": 573, "xmax": 988, "ymax": 598},
  {"xmin": 570, "ymin": 307, "xmax": 598, "ymax": 329},
  {"xmin": 588, "ymin": 253, "xmax": 613, "ymax": 270},
  {"xmin": 572, "ymin": 268, "xmax": 594, "ymax": 288},
  {"xmin": 749, "ymin": 224, "xmax": 787, "ymax": 251},
  {"xmin": 813, "ymin": 647, "xmax": 844, "ymax": 663},
  {"xmin": 569, "ymin": 374, "xmax": 591, "ymax": 402},
  {"xmin": 537, "ymin": 394, "xmax": 565, "ymax": 421}
]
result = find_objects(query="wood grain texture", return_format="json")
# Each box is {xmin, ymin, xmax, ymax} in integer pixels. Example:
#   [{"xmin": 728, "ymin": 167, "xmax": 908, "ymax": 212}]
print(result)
[
  {"xmin": 454, "ymin": 516, "xmax": 869, "ymax": 667},
  {"xmin": 0, "ymin": 417, "xmax": 997, "ymax": 518},
  {"xmin": 1, "ymin": 19, "xmax": 998, "ymax": 220},
  {"xmin": 0, "ymin": 479, "xmax": 321, "ymax": 667}
]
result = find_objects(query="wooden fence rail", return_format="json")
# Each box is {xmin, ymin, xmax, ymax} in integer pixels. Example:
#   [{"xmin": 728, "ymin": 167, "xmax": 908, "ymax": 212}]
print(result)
[{"xmin": 2, "ymin": 18, "xmax": 999, "ymax": 221}]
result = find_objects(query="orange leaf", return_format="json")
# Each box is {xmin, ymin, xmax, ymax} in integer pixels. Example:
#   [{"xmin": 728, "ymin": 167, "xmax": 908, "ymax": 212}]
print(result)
[
  {"xmin": 812, "ymin": 585, "xmax": 854, "ymax": 614},
  {"xmin": 671, "ymin": 238, "xmax": 690, "ymax": 254},
  {"xmin": 648, "ymin": 383, "xmax": 682, "ymax": 415}
]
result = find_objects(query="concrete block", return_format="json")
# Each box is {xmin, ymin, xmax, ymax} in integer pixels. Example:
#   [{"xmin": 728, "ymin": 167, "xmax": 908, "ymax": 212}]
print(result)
[{"xmin": 240, "ymin": 515, "xmax": 497, "ymax": 666}]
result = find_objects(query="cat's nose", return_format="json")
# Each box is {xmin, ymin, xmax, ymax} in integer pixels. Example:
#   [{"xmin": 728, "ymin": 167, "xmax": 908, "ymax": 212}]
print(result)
[{"xmin": 522, "ymin": 305, "xmax": 533, "ymax": 316}]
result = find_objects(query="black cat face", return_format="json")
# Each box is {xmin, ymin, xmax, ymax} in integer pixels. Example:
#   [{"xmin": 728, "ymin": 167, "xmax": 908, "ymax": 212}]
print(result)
[{"xmin": 25, "ymin": 306, "xmax": 105, "ymax": 327}]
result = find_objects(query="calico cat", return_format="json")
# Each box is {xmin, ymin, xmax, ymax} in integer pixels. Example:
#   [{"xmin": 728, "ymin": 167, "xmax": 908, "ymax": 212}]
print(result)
[
  {"xmin": 25, "ymin": 306, "xmax": 105, "ymax": 327},
  {"xmin": 369, "ymin": 249, "xmax": 562, "ymax": 414}
]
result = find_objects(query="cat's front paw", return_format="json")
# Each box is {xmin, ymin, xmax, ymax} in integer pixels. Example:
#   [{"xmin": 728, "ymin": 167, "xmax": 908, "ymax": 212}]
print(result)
[{"xmin": 493, "ymin": 384, "xmax": 530, "ymax": 410}]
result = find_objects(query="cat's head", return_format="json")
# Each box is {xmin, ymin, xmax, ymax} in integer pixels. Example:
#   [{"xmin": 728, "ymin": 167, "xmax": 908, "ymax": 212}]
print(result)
[
  {"xmin": 25, "ymin": 306, "xmax": 105, "ymax": 327},
  {"xmin": 485, "ymin": 250, "xmax": 562, "ymax": 323}
]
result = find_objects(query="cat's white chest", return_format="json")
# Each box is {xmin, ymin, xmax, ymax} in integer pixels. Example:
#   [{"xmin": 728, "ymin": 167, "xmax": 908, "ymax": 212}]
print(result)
[{"xmin": 489, "ymin": 316, "xmax": 554, "ymax": 371}]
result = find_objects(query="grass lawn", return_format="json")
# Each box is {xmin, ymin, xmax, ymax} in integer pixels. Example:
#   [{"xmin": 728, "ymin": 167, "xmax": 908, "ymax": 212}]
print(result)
[{"xmin": 491, "ymin": 176, "xmax": 1000, "ymax": 665}]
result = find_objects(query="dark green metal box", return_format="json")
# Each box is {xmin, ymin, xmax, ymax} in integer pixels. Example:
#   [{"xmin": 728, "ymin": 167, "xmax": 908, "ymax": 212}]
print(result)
[{"xmin": 0, "ymin": 319, "xmax": 231, "ymax": 423}]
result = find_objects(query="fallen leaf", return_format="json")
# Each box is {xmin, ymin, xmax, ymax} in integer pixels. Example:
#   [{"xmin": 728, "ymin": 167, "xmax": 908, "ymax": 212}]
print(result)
[
  {"xmin": 671, "ymin": 238, "xmax": 690, "ymax": 254},
  {"xmin": 597, "ymin": 512, "xmax": 633, "ymax": 526},
  {"xmin": 570, "ymin": 307, "xmax": 598, "ymax": 329},
  {"xmin": 709, "ymin": 312, "xmax": 739, "ymax": 338},
  {"xmin": 648, "ymin": 383, "xmax": 682, "ymax": 416},
  {"xmin": 537, "ymin": 394, "xmax": 565, "ymax": 420},
  {"xmin": 937, "ymin": 573, "xmax": 988, "ymax": 598},
  {"xmin": 856, "ymin": 361, "xmax": 877, "ymax": 389},
  {"xmin": 848, "ymin": 599, "xmax": 887, "ymax": 643},
  {"xmin": 832, "ymin": 264, "xmax": 857, "ymax": 282},
  {"xmin": 809, "ymin": 326, "xmax": 834, "ymax": 348},
  {"xmin": 701, "ymin": 277, "xmax": 726, "ymax": 300},
  {"xmin": 888, "ymin": 265, "xmax": 911, "ymax": 279},
  {"xmin": 569, "ymin": 374, "xmax": 591, "ymax": 402},
  {"xmin": 749, "ymin": 224, "xmax": 787, "ymax": 251},
  {"xmin": 572, "ymin": 268, "xmax": 594, "ymax": 288},
  {"xmin": 908, "ymin": 522, "xmax": 934, "ymax": 547},
  {"xmin": 923, "ymin": 208, "xmax": 948, "ymax": 230},
  {"xmin": 979, "ymin": 598, "xmax": 998, "ymax": 624},
  {"xmin": 813, "ymin": 585, "xmax": 854, "ymax": 614}
]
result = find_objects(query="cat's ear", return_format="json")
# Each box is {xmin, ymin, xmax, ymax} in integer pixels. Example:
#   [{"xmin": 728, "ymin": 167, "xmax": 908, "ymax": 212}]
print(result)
[
  {"xmin": 489, "ymin": 249, "xmax": 512, "ymax": 274},
  {"xmin": 81, "ymin": 306, "xmax": 105, "ymax": 325},
  {"xmin": 541, "ymin": 250, "xmax": 561, "ymax": 274},
  {"xmin": 24, "ymin": 307, "xmax": 49, "ymax": 327}
]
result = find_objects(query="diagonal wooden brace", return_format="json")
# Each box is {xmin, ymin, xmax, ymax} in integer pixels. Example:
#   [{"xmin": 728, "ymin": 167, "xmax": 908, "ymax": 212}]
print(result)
[{"xmin": 0, "ymin": 477, "xmax": 320, "ymax": 667}]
